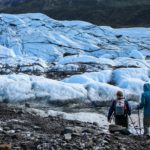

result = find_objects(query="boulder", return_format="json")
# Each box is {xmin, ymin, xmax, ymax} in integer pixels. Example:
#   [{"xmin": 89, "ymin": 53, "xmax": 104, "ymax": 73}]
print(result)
[
  {"xmin": 64, "ymin": 133, "xmax": 72, "ymax": 140},
  {"xmin": 109, "ymin": 124, "xmax": 130, "ymax": 135}
]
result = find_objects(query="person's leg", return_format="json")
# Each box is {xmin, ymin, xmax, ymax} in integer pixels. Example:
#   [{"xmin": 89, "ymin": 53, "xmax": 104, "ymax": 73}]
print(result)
[
  {"xmin": 115, "ymin": 116, "xmax": 122, "ymax": 126},
  {"xmin": 115, "ymin": 116, "xmax": 119, "ymax": 125},
  {"xmin": 115, "ymin": 115, "xmax": 128, "ymax": 128},
  {"xmin": 121, "ymin": 116, "xmax": 128, "ymax": 128},
  {"xmin": 124, "ymin": 116, "xmax": 128, "ymax": 128},
  {"xmin": 143, "ymin": 116, "xmax": 150, "ymax": 135}
]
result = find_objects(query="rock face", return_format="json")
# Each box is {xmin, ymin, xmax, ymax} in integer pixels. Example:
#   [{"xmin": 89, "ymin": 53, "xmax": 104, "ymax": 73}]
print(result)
[
  {"xmin": 0, "ymin": 0, "xmax": 27, "ymax": 10},
  {"xmin": 0, "ymin": 0, "xmax": 150, "ymax": 27}
]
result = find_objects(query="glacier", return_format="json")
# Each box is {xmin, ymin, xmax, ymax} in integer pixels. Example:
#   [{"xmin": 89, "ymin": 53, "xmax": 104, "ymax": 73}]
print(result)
[{"xmin": 0, "ymin": 13, "xmax": 150, "ymax": 103}]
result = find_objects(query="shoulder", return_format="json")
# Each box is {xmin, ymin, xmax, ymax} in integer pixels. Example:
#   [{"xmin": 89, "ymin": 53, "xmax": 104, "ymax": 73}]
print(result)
[
  {"xmin": 112, "ymin": 100, "xmax": 116, "ymax": 103},
  {"xmin": 124, "ymin": 100, "xmax": 130, "ymax": 106},
  {"xmin": 142, "ymin": 92, "xmax": 146, "ymax": 96},
  {"xmin": 111, "ymin": 100, "xmax": 117, "ymax": 105},
  {"xmin": 141, "ymin": 93, "xmax": 146, "ymax": 99}
]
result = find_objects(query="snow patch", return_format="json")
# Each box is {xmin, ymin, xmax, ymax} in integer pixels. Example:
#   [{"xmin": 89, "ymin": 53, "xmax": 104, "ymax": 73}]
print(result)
[{"xmin": 0, "ymin": 45, "xmax": 16, "ymax": 58}]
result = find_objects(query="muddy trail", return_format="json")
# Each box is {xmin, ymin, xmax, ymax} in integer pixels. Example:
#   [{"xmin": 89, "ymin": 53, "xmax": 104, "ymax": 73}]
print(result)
[{"xmin": 0, "ymin": 103, "xmax": 149, "ymax": 150}]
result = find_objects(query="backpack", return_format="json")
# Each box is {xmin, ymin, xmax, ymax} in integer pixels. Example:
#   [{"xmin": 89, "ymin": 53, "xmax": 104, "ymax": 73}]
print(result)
[{"xmin": 115, "ymin": 99, "xmax": 127, "ymax": 115}]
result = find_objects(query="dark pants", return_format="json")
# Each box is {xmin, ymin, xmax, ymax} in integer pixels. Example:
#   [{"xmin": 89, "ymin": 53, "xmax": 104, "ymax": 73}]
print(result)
[
  {"xmin": 143, "ymin": 116, "xmax": 150, "ymax": 135},
  {"xmin": 115, "ymin": 115, "xmax": 128, "ymax": 128}
]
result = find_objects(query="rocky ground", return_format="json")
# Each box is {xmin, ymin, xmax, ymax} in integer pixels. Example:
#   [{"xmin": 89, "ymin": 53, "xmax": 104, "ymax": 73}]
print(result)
[{"xmin": 0, "ymin": 103, "xmax": 150, "ymax": 150}]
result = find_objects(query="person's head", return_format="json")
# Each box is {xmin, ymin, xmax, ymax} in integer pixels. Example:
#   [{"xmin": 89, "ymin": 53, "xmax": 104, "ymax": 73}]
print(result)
[
  {"xmin": 116, "ymin": 91, "xmax": 123, "ymax": 98},
  {"xmin": 143, "ymin": 83, "xmax": 150, "ymax": 92}
]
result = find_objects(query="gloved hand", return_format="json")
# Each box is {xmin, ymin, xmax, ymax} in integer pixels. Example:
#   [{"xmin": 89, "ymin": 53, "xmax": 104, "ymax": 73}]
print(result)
[
  {"xmin": 136, "ymin": 105, "xmax": 140, "ymax": 110},
  {"xmin": 128, "ymin": 112, "xmax": 131, "ymax": 116}
]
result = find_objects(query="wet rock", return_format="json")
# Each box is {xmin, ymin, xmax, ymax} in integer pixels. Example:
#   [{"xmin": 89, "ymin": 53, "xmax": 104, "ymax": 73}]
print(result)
[
  {"xmin": 64, "ymin": 133, "xmax": 72, "ymax": 140},
  {"xmin": 25, "ymin": 103, "xmax": 30, "ymax": 108},
  {"xmin": 62, "ymin": 126, "xmax": 83, "ymax": 137},
  {"xmin": 33, "ymin": 125, "xmax": 41, "ymax": 130},
  {"xmin": 20, "ymin": 142, "xmax": 28, "ymax": 150},
  {"xmin": 85, "ymin": 139, "xmax": 93, "ymax": 148},
  {"xmin": 109, "ymin": 124, "xmax": 130, "ymax": 135},
  {"xmin": 0, "ymin": 127, "xmax": 3, "ymax": 132},
  {"xmin": 120, "ymin": 129, "xmax": 131, "ymax": 135},
  {"xmin": 7, "ymin": 130, "xmax": 15, "ymax": 134},
  {"xmin": 62, "ymin": 127, "xmax": 73, "ymax": 134},
  {"xmin": 104, "ymin": 137, "xmax": 111, "ymax": 143},
  {"xmin": 74, "ymin": 126, "xmax": 83, "ymax": 133},
  {"xmin": 117, "ymin": 143, "xmax": 126, "ymax": 150},
  {"xmin": 16, "ymin": 109, "xmax": 24, "ymax": 115},
  {"xmin": 102, "ymin": 140, "xmax": 109, "ymax": 145},
  {"xmin": 72, "ymin": 132, "xmax": 81, "ymax": 137},
  {"xmin": 3, "ymin": 127, "xmax": 10, "ymax": 131},
  {"xmin": 93, "ymin": 122, "xmax": 99, "ymax": 127},
  {"xmin": 13, "ymin": 147, "xmax": 21, "ymax": 150},
  {"xmin": 37, "ymin": 143, "xmax": 52, "ymax": 150},
  {"xmin": 82, "ymin": 128, "xmax": 94, "ymax": 134},
  {"xmin": 11, "ymin": 133, "xmax": 21, "ymax": 140}
]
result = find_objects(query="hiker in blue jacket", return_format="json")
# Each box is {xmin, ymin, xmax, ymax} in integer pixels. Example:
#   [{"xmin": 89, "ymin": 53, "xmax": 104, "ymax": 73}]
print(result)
[
  {"xmin": 108, "ymin": 91, "xmax": 131, "ymax": 128},
  {"xmin": 137, "ymin": 83, "xmax": 150, "ymax": 136}
]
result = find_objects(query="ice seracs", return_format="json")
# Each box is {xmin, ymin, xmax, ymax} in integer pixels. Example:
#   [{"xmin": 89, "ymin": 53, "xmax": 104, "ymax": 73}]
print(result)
[
  {"xmin": 0, "ymin": 45, "xmax": 16, "ymax": 58},
  {"xmin": 0, "ymin": 74, "xmax": 88, "ymax": 102},
  {"xmin": 0, "ymin": 13, "xmax": 150, "ymax": 62},
  {"xmin": 129, "ymin": 50, "xmax": 145, "ymax": 60},
  {"xmin": 0, "ymin": 13, "xmax": 150, "ymax": 103}
]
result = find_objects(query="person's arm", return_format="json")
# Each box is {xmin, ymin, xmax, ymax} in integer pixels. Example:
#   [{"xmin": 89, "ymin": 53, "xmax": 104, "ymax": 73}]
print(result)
[
  {"xmin": 108, "ymin": 101, "xmax": 115, "ymax": 122},
  {"xmin": 137, "ymin": 93, "xmax": 145, "ymax": 109}
]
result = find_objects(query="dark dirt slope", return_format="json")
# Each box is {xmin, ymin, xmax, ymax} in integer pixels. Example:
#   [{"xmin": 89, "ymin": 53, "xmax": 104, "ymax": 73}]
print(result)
[
  {"xmin": 0, "ymin": 103, "xmax": 150, "ymax": 150},
  {"xmin": 0, "ymin": 0, "xmax": 150, "ymax": 27}
]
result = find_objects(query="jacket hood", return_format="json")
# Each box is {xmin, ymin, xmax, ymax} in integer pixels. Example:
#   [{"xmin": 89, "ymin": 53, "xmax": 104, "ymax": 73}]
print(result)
[{"xmin": 144, "ymin": 83, "xmax": 150, "ymax": 92}]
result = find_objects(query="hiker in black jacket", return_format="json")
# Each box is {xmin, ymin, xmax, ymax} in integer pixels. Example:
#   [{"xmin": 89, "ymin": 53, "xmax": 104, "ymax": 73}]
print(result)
[{"xmin": 108, "ymin": 91, "xmax": 131, "ymax": 128}]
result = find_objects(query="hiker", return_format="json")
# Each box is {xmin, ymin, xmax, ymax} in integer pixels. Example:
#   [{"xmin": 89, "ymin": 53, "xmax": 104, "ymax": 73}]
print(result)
[
  {"xmin": 108, "ymin": 91, "xmax": 131, "ymax": 128},
  {"xmin": 137, "ymin": 83, "xmax": 150, "ymax": 136}
]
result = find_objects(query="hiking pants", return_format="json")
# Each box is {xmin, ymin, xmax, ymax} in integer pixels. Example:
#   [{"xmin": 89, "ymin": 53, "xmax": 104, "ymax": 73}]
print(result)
[
  {"xmin": 143, "ymin": 116, "xmax": 150, "ymax": 135},
  {"xmin": 115, "ymin": 115, "xmax": 128, "ymax": 128}
]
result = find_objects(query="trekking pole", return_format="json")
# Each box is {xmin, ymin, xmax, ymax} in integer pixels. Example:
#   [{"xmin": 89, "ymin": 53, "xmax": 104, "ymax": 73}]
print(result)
[
  {"xmin": 138, "ymin": 109, "xmax": 142, "ymax": 135},
  {"xmin": 109, "ymin": 112, "xmax": 114, "ymax": 123},
  {"xmin": 128, "ymin": 115, "xmax": 139, "ymax": 136}
]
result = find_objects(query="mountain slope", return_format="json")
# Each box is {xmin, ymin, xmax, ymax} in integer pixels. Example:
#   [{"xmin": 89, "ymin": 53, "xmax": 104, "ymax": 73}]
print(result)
[{"xmin": 0, "ymin": 0, "xmax": 150, "ymax": 27}]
